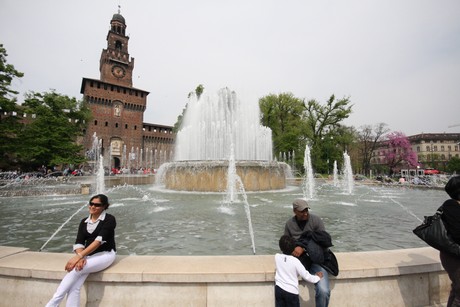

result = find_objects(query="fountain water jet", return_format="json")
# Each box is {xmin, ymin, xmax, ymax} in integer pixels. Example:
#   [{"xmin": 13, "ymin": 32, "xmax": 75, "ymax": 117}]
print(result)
[
  {"xmin": 333, "ymin": 160, "xmax": 339, "ymax": 187},
  {"xmin": 222, "ymin": 144, "xmax": 256, "ymax": 254},
  {"xmin": 90, "ymin": 133, "xmax": 106, "ymax": 194},
  {"xmin": 157, "ymin": 88, "xmax": 287, "ymax": 192},
  {"xmin": 302, "ymin": 145, "xmax": 315, "ymax": 200},
  {"xmin": 342, "ymin": 151, "xmax": 354, "ymax": 194},
  {"xmin": 39, "ymin": 134, "xmax": 107, "ymax": 252}
]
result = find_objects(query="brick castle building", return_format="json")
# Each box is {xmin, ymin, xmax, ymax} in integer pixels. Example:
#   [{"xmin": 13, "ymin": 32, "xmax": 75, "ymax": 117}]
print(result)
[{"xmin": 80, "ymin": 11, "xmax": 175, "ymax": 171}]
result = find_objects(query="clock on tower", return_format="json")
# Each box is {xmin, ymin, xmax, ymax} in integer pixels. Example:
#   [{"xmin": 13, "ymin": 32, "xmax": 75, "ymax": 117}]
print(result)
[{"xmin": 111, "ymin": 65, "xmax": 126, "ymax": 78}]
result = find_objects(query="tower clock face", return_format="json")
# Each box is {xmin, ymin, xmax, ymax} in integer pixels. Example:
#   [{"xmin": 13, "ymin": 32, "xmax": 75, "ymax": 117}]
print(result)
[{"xmin": 111, "ymin": 65, "xmax": 126, "ymax": 78}]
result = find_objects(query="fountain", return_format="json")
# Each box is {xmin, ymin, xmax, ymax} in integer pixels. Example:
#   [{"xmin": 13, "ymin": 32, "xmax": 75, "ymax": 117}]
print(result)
[
  {"xmin": 157, "ymin": 88, "xmax": 287, "ymax": 191},
  {"xmin": 333, "ymin": 160, "xmax": 339, "ymax": 187},
  {"xmin": 0, "ymin": 181, "xmax": 448, "ymax": 255},
  {"xmin": 93, "ymin": 134, "xmax": 106, "ymax": 195},
  {"xmin": 342, "ymin": 151, "xmax": 354, "ymax": 194},
  {"xmin": 222, "ymin": 144, "xmax": 256, "ymax": 254},
  {"xmin": 0, "ymin": 127, "xmax": 451, "ymax": 255},
  {"xmin": 302, "ymin": 144, "xmax": 315, "ymax": 200},
  {"xmin": 0, "ymin": 89, "xmax": 452, "ymax": 257}
]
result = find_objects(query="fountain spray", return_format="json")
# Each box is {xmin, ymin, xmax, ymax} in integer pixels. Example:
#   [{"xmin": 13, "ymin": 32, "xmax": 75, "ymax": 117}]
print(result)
[
  {"xmin": 302, "ymin": 144, "xmax": 315, "ymax": 200},
  {"xmin": 342, "ymin": 151, "xmax": 354, "ymax": 194},
  {"xmin": 39, "ymin": 203, "xmax": 87, "ymax": 252},
  {"xmin": 224, "ymin": 143, "xmax": 256, "ymax": 254}
]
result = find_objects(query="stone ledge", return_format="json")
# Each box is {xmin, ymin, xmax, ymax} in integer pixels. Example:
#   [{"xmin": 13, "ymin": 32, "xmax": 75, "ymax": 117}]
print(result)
[
  {"xmin": 0, "ymin": 246, "xmax": 449, "ymax": 306},
  {"xmin": 0, "ymin": 246, "xmax": 443, "ymax": 282}
]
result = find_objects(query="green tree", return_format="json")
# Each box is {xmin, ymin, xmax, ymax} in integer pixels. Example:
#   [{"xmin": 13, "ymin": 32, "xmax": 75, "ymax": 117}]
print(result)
[
  {"xmin": 304, "ymin": 95, "xmax": 353, "ymax": 171},
  {"xmin": 356, "ymin": 123, "xmax": 389, "ymax": 176},
  {"xmin": 16, "ymin": 91, "xmax": 90, "ymax": 170},
  {"xmin": 259, "ymin": 93, "xmax": 306, "ymax": 167},
  {"xmin": 259, "ymin": 93, "xmax": 354, "ymax": 174},
  {"xmin": 0, "ymin": 44, "xmax": 24, "ymax": 169},
  {"xmin": 319, "ymin": 125, "xmax": 357, "ymax": 174},
  {"xmin": 446, "ymin": 156, "xmax": 460, "ymax": 174}
]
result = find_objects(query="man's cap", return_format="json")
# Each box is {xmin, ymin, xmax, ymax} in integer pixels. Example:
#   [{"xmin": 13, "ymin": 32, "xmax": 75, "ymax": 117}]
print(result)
[{"xmin": 293, "ymin": 199, "xmax": 310, "ymax": 211}]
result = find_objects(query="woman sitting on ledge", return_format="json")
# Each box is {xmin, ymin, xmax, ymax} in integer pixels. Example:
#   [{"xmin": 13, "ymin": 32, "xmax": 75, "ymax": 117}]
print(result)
[{"xmin": 46, "ymin": 194, "xmax": 117, "ymax": 307}]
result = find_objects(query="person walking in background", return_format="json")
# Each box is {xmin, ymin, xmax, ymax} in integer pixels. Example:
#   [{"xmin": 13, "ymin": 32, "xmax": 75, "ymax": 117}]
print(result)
[
  {"xmin": 441, "ymin": 176, "xmax": 460, "ymax": 307},
  {"xmin": 284, "ymin": 199, "xmax": 331, "ymax": 307},
  {"xmin": 46, "ymin": 194, "xmax": 117, "ymax": 307},
  {"xmin": 275, "ymin": 235, "xmax": 323, "ymax": 307}
]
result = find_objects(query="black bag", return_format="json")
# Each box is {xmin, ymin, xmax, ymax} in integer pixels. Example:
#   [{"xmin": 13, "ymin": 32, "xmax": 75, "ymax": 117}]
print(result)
[
  {"xmin": 321, "ymin": 249, "xmax": 339, "ymax": 276},
  {"xmin": 413, "ymin": 205, "xmax": 460, "ymax": 256}
]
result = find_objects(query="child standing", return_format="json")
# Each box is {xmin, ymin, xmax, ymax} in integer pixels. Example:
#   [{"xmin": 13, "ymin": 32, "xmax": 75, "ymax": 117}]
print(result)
[{"xmin": 275, "ymin": 235, "xmax": 323, "ymax": 307}]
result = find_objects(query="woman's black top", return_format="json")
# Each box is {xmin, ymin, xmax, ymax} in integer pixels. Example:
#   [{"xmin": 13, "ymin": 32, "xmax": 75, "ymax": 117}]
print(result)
[{"xmin": 75, "ymin": 213, "xmax": 116, "ymax": 255}]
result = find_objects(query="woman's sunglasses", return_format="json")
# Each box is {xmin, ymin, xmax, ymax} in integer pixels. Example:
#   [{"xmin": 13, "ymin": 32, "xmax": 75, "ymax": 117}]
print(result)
[{"xmin": 89, "ymin": 202, "xmax": 103, "ymax": 207}]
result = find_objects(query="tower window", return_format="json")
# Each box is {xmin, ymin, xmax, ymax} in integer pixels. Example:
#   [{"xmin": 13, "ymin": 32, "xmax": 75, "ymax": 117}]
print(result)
[
  {"xmin": 105, "ymin": 122, "xmax": 108, "ymax": 127},
  {"xmin": 94, "ymin": 120, "xmax": 98, "ymax": 126},
  {"xmin": 125, "ymin": 124, "xmax": 128, "ymax": 129},
  {"xmin": 115, "ymin": 40, "xmax": 122, "ymax": 50}
]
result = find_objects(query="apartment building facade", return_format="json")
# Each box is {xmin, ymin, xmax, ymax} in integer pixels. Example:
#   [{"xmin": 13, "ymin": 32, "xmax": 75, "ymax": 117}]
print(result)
[{"xmin": 371, "ymin": 133, "xmax": 460, "ymax": 174}]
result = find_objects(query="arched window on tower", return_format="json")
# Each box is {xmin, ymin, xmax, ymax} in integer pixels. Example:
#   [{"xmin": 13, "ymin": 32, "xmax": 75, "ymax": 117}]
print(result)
[{"xmin": 115, "ymin": 40, "xmax": 122, "ymax": 51}]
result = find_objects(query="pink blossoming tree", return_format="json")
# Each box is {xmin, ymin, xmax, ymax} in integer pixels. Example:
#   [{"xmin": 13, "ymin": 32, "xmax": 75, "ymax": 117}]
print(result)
[{"xmin": 382, "ymin": 131, "xmax": 418, "ymax": 175}]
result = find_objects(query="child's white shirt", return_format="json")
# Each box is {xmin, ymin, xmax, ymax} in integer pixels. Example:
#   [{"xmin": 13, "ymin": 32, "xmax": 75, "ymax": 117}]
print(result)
[{"xmin": 275, "ymin": 253, "xmax": 320, "ymax": 295}]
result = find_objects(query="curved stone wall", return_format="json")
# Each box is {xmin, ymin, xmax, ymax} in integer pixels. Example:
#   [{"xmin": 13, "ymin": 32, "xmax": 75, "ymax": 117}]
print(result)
[
  {"xmin": 160, "ymin": 161, "xmax": 287, "ymax": 191},
  {"xmin": 0, "ymin": 246, "xmax": 449, "ymax": 306}
]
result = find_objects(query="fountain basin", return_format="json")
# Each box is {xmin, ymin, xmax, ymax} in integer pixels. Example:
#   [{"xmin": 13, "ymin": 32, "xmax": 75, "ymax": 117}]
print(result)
[{"xmin": 158, "ymin": 160, "xmax": 287, "ymax": 191}]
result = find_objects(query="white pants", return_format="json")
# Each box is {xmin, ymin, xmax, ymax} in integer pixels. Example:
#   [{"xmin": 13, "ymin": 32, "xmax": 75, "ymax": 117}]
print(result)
[{"xmin": 46, "ymin": 250, "xmax": 116, "ymax": 307}]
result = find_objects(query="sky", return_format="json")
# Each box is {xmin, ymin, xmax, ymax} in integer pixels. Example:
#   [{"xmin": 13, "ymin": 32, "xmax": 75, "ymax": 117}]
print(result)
[{"xmin": 1, "ymin": 0, "xmax": 460, "ymax": 136}]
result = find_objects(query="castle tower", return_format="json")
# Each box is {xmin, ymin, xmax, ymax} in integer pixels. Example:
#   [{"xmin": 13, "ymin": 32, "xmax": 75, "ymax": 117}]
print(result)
[
  {"xmin": 99, "ymin": 11, "xmax": 134, "ymax": 87},
  {"xmin": 80, "ymin": 9, "xmax": 149, "ymax": 170}
]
